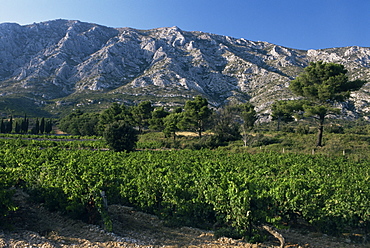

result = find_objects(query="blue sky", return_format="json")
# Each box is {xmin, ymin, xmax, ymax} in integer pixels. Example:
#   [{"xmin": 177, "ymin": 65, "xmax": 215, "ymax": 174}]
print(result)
[{"xmin": 0, "ymin": 0, "xmax": 369, "ymax": 50}]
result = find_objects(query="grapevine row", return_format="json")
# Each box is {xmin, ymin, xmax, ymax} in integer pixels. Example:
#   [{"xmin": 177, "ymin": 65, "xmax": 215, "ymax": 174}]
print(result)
[{"xmin": 0, "ymin": 140, "xmax": 369, "ymax": 239}]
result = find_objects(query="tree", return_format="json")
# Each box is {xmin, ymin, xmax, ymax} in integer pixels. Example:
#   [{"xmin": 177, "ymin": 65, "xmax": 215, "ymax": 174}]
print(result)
[
  {"xmin": 59, "ymin": 110, "xmax": 99, "ymax": 136},
  {"xmin": 271, "ymin": 100, "xmax": 305, "ymax": 131},
  {"xmin": 14, "ymin": 121, "xmax": 21, "ymax": 133},
  {"xmin": 59, "ymin": 111, "xmax": 82, "ymax": 135},
  {"xmin": 289, "ymin": 61, "xmax": 366, "ymax": 146},
  {"xmin": 163, "ymin": 112, "xmax": 183, "ymax": 140},
  {"xmin": 21, "ymin": 114, "xmax": 29, "ymax": 133},
  {"xmin": 237, "ymin": 103, "xmax": 257, "ymax": 147},
  {"xmin": 149, "ymin": 107, "xmax": 169, "ymax": 132},
  {"xmin": 131, "ymin": 101, "xmax": 154, "ymax": 133},
  {"xmin": 103, "ymin": 121, "xmax": 138, "ymax": 152},
  {"xmin": 98, "ymin": 103, "xmax": 132, "ymax": 134},
  {"xmin": 44, "ymin": 119, "xmax": 53, "ymax": 134},
  {"xmin": 39, "ymin": 117, "xmax": 45, "ymax": 134},
  {"xmin": 5, "ymin": 116, "xmax": 13, "ymax": 133},
  {"xmin": 212, "ymin": 104, "xmax": 241, "ymax": 142},
  {"xmin": 79, "ymin": 114, "xmax": 100, "ymax": 136},
  {"xmin": 0, "ymin": 119, "xmax": 4, "ymax": 133},
  {"xmin": 182, "ymin": 96, "xmax": 212, "ymax": 138},
  {"xmin": 31, "ymin": 118, "xmax": 40, "ymax": 134}
]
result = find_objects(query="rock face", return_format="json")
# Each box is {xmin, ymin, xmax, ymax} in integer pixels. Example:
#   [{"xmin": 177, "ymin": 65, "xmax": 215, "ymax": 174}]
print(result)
[{"xmin": 0, "ymin": 19, "xmax": 369, "ymax": 117}]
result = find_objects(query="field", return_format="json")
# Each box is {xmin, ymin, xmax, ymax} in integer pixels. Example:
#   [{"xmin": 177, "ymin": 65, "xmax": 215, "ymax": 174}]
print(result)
[{"xmin": 0, "ymin": 135, "xmax": 369, "ymax": 247}]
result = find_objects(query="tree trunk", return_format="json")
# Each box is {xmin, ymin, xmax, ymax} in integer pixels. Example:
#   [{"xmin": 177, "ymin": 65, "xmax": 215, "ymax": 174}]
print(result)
[
  {"xmin": 316, "ymin": 117, "xmax": 325, "ymax": 147},
  {"xmin": 243, "ymin": 135, "xmax": 248, "ymax": 147},
  {"xmin": 198, "ymin": 120, "xmax": 202, "ymax": 138}
]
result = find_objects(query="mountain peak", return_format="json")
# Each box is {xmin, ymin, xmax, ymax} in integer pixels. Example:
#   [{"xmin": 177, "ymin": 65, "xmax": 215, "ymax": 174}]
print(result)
[{"xmin": 0, "ymin": 20, "xmax": 369, "ymax": 118}]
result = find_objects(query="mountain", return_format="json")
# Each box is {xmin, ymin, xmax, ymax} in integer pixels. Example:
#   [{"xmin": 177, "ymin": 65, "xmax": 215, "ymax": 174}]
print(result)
[{"xmin": 0, "ymin": 19, "xmax": 369, "ymax": 118}]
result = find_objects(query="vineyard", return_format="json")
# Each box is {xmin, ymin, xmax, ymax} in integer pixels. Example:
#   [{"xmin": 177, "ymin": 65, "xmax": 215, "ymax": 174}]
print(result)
[{"xmin": 0, "ymin": 137, "xmax": 369, "ymax": 245}]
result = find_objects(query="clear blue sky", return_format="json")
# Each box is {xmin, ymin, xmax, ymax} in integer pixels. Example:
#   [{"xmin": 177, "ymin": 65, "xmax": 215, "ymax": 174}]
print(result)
[{"xmin": 0, "ymin": 0, "xmax": 369, "ymax": 50}]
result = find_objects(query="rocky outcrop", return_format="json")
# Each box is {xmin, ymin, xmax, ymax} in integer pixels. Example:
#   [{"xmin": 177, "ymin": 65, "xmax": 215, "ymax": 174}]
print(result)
[{"xmin": 0, "ymin": 19, "xmax": 369, "ymax": 116}]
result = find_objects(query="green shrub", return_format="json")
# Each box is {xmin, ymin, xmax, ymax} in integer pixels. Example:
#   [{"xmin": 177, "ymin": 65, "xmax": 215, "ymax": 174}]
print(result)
[
  {"xmin": 295, "ymin": 124, "xmax": 310, "ymax": 134},
  {"xmin": 103, "ymin": 121, "xmax": 138, "ymax": 152},
  {"xmin": 249, "ymin": 134, "xmax": 281, "ymax": 147},
  {"xmin": 326, "ymin": 124, "xmax": 344, "ymax": 134},
  {"xmin": 281, "ymin": 126, "xmax": 294, "ymax": 133},
  {"xmin": 183, "ymin": 136, "xmax": 225, "ymax": 150}
]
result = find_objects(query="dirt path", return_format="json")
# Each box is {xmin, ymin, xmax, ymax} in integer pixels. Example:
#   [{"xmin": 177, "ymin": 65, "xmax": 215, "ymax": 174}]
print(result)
[{"xmin": 0, "ymin": 190, "xmax": 367, "ymax": 248}]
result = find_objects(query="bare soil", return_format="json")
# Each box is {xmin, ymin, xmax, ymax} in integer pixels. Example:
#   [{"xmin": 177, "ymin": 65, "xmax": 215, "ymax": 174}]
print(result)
[{"xmin": 0, "ymin": 190, "xmax": 368, "ymax": 248}]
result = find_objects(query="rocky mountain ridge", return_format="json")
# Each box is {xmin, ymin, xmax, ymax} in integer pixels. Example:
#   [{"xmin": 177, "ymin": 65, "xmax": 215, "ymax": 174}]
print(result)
[{"xmin": 0, "ymin": 19, "xmax": 369, "ymax": 117}]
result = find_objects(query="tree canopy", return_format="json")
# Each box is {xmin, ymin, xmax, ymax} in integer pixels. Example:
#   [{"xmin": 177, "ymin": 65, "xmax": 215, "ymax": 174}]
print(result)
[
  {"xmin": 290, "ymin": 61, "xmax": 364, "ymax": 103},
  {"xmin": 103, "ymin": 121, "xmax": 138, "ymax": 152},
  {"xmin": 163, "ymin": 112, "xmax": 183, "ymax": 140},
  {"xmin": 59, "ymin": 110, "xmax": 100, "ymax": 136},
  {"xmin": 131, "ymin": 101, "xmax": 154, "ymax": 133},
  {"xmin": 237, "ymin": 103, "xmax": 257, "ymax": 146},
  {"xmin": 271, "ymin": 100, "xmax": 305, "ymax": 131},
  {"xmin": 289, "ymin": 61, "xmax": 366, "ymax": 146},
  {"xmin": 182, "ymin": 96, "xmax": 212, "ymax": 138},
  {"xmin": 212, "ymin": 104, "xmax": 241, "ymax": 142},
  {"xmin": 149, "ymin": 107, "xmax": 169, "ymax": 132}
]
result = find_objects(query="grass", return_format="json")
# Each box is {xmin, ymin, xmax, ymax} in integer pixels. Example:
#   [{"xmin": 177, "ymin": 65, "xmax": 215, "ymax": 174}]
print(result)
[{"xmin": 136, "ymin": 127, "xmax": 368, "ymax": 159}]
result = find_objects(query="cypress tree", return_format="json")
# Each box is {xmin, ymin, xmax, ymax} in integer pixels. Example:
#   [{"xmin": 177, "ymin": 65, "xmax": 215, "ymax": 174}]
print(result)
[
  {"xmin": 0, "ymin": 119, "xmax": 4, "ymax": 133},
  {"xmin": 40, "ymin": 117, "xmax": 45, "ymax": 134},
  {"xmin": 31, "ymin": 118, "xmax": 40, "ymax": 134},
  {"xmin": 6, "ymin": 116, "xmax": 13, "ymax": 133},
  {"xmin": 26, "ymin": 118, "xmax": 29, "ymax": 133},
  {"xmin": 21, "ymin": 114, "xmax": 29, "ymax": 133},
  {"xmin": 35, "ymin": 118, "xmax": 39, "ymax": 134},
  {"xmin": 45, "ymin": 119, "xmax": 53, "ymax": 134},
  {"xmin": 15, "ymin": 121, "xmax": 21, "ymax": 133}
]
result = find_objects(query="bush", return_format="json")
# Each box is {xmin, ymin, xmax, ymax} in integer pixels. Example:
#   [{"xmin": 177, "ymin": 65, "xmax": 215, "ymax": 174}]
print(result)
[
  {"xmin": 184, "ymin": 136, "xmax": 225, "ymax": 150},
  {"xmin": 281, "ymin": 126, "xmax": 295, "ymax": 133},
  {"xmin": 103, "ymin": 121, "xmax": 138, "ymax": 152},
  {"xmin": 136, "ymin": 131, "xmax": 166, "ymax": 149},
  {"xmin": 345, "ymin": 125, "xmax": 369, "ymax": 135},
  {"xmin": 295, "ymin": 124, "xmax": 310, "ymax": 134},
  {"xmin": 250, "ymin": 134, "xmax": 281, "ymax": 147},
  {"xmin": 326, "ymin": 124, "xmax": 344, "ymax": 134}
]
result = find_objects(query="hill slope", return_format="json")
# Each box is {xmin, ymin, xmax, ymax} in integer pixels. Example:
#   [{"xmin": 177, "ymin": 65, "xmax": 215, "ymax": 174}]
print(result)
[{"xmin": 0, "ymin": 19, "xmax": 369, "ymax": 117}]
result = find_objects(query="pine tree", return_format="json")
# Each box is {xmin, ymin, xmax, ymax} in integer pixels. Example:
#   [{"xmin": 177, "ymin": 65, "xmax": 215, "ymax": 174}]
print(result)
[
  {"xmin": 289, "ymin": 61, "xmax": 366, "ymax": 146},
  {"xmin": 149, "ymin": 107, "xmax": 169, "ymax": 131},
  {"xmin": 182, "ymin": 96, "xmax": 212, "ymax": 138},
  {"xmin": 131, "ymin": 101, "xmax": 153, "ymax": 133}
]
